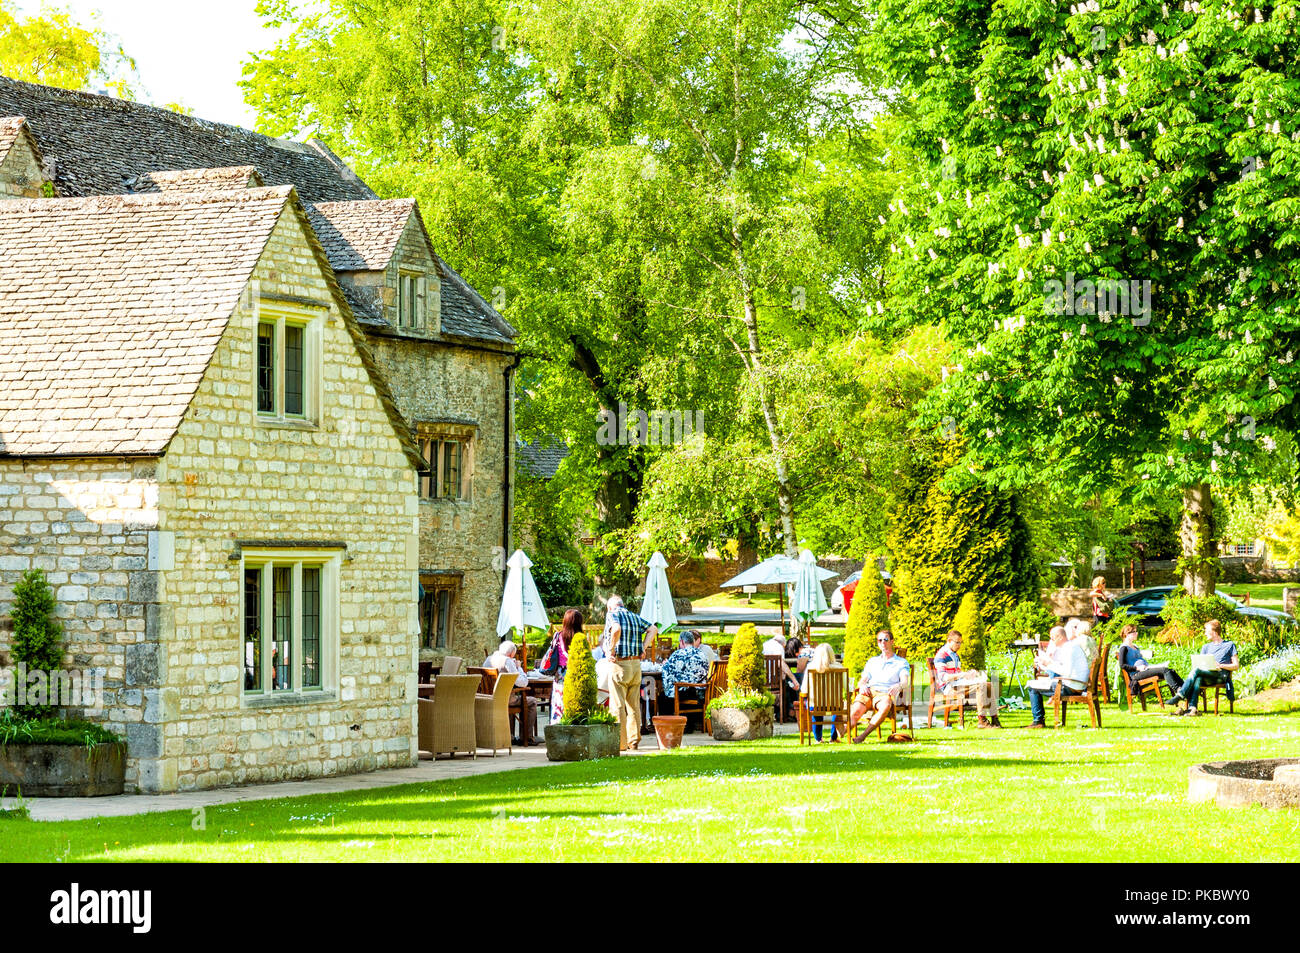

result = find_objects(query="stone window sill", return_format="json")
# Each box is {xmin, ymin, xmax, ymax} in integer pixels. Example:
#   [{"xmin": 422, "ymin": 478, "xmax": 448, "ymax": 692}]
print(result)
[
  {"xmin": 256, "ymin": 417, "xmax": 319, "ymax": 432},
  {"xmin": 243, "ymin": 691, "xmax": 337, "ymax": 709},
  {"xmin": 419, "ymin": 496, "xmax": 472, "ymax": 506}
]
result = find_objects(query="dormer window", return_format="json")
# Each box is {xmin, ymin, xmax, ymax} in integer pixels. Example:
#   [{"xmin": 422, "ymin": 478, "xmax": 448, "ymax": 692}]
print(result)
[{"xmin": 397, "ymin": 271, "xmax": 426, "ymax": 330}]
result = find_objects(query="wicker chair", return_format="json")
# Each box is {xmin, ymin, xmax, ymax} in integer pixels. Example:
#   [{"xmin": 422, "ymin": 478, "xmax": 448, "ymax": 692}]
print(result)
[
  {"xmin": 441, "ymin": 655, "xmax": 463, "ymax": 676},
  {"xmin": 475, "ymin": 672, "xmax": 516, "ymax": 756},
  {"xmin": 421, "ymin": 674, "xmax": 479, "ymax": 759}
]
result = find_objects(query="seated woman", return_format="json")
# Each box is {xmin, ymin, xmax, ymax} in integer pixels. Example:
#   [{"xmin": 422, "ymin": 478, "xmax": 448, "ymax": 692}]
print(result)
[
  {"xmin": 1169, "ymin": 619, "xmax": 1238, "ymax": 717},
  {"xmin": 799, "ymin": 643, "xmax": 845, "ymax": 741},
  {"xmin": 1116, "ymin": 624, "xmax": 1183, "ymax": 702}
]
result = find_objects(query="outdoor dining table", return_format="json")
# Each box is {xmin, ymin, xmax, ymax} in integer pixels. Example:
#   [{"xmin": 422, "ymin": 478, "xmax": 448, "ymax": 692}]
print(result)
[{"xmin": 1007, "ymin": 639, "xmax": 1042, "ymax": 693}]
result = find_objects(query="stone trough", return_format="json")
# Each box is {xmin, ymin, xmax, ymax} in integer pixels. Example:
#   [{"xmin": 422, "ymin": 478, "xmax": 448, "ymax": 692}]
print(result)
[{"xmin": 1188, "ymin": 758, "xmax": 1300, "ymax": 810}]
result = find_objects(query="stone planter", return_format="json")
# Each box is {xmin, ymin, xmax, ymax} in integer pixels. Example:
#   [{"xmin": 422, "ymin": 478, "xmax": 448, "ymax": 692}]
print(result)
[
  {"xmin": 545, "ymin": 722, "xmax": 620, "ymax": 761},
  {"xmin": 0, "ymin": 742, "xmax": 126, "ymax": 797},
  {"xmin": 651, "ymin": 715, "xmax": 687, "ymax": 750},
  {"xmin": 710, "ymin": 706, "xmax": 774, "ymax": 741}
]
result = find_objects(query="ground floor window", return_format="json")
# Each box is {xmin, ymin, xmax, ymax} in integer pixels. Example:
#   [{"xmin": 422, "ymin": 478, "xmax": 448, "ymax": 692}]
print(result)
[
  {"xmin": 243, "ymin": 550, "xmax": 339, "ymax": 695},
  {"xmin": 419, "ymin": 574, "xmax": 460, "ymax": 650}
]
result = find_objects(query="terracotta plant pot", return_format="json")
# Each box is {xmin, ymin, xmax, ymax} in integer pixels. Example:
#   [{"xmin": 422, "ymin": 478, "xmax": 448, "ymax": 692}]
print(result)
[{"xmin": 651, "ymin": 715, "xmax": 687, "ymax": 750}]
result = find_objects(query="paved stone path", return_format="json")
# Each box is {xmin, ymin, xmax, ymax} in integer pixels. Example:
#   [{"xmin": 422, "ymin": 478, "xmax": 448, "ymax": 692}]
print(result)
[{"xmin": 5, "ymin": 720, "xmax": 791, "ymax": 822}]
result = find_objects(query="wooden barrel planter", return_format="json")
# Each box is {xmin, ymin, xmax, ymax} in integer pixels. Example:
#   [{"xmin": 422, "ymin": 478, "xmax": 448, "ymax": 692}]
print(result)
[{"xmin": 0, "ymin": 742, "xmax": 127, "ymax": 797}]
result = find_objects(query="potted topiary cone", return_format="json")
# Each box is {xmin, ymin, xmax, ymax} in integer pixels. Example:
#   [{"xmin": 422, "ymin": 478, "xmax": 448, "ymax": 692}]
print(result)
[
  {"xmin": 544, "ymin": 633, "xmax": 620, "ymax": 761},
  {"xmin": 706, "ymin": 623, "xmax": 775, "ymax": 741}
]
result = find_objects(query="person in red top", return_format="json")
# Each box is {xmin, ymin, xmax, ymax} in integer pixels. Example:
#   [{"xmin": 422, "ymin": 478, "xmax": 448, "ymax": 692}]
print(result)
[{"xmin": 932, "ymin": 629, "xmax": 1000, "ymax": 728}]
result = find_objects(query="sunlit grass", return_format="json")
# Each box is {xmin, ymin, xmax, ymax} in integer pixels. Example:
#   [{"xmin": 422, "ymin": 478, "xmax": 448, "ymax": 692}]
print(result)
[{"xmin": 3, "ymin": 707, "xmax": 1297, "ymax": 862}]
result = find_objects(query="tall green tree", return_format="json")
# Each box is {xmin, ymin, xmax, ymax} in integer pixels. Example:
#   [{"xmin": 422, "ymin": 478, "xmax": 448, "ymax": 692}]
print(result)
[
  {"xmin": 0, "ymin": 1, "xmax": 136, "ymax": 93},
  {"xmin": 865, "ymin": 0, "xmax": 1300, "ymax": 595},
  {"xmin": 888, "ymin": 440, "xmax": 1039, "ymax": 662}
]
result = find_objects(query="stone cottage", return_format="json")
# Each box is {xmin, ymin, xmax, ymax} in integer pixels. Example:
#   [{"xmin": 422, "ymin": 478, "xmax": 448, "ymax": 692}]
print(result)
[{"xmin": 0, "ymin": 76, "xmax": 519, "ymax": 791}]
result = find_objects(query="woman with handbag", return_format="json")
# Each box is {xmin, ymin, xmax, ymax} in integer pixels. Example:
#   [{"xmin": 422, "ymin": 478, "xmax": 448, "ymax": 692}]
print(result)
[
  {"xmin": 541, "ymin": 609, "xmax": 584, "ymax": 722},
  {"xmin": 1090, "ymin": 575, "xmax": 1113, "ymax": 628}
]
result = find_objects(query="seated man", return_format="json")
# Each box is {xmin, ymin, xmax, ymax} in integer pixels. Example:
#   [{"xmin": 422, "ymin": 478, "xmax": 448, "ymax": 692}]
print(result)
[
  {"xmin": 484, "ymin": 639, "xmax": 538, "ymax": 745},
  {"xmin": 933, "ymin": 629, "xmax": 1001, "ymax": 728},
  {"xmin": 848, "ymin": 629, "xmax": 911, "ymax": 743},
  {"xmin": 662, "ymin": 632, "xmax": 710, "ymax": 701},
  {"xmin": 693, "ymin": 632, "xmax": 719, "ymax": 665},
  {"xmin": 1025, "ymin": 626, "xmax": 1088, "ymax": 728},
  {"xmin": 1116, "ymin": 624, "xmax": 1184, "ymax": 700},
  {"xmin": 1169, "ymin": 619, "xmax": 1238, "ymax": 717},
  {"xmin": 761, "ymin": 632, "xmax": 801, "ymax": 718}
]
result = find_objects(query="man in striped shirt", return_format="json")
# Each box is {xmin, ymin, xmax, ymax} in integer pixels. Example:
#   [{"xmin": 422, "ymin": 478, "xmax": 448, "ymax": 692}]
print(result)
[
  {"xmin": 602, "ymin": 595, "xmax": 659, "ymax": 751},
  {"xmin": 933, "ymin": 630, "xmax": 1000, "ymax": 728}
]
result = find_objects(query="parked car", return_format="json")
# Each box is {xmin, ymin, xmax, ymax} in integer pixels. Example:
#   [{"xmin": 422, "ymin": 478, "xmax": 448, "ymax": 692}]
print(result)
[
  {"xmin": 831, "ymin": 570, "xmax": 892, "ymax": 615},
  {"xmin": 1112, "ymin": 586, "xmax": 1298, "ymax": 629},
  {"xmin": 831, "ymin": 571, "xmax": 861, "ymax": 613}
]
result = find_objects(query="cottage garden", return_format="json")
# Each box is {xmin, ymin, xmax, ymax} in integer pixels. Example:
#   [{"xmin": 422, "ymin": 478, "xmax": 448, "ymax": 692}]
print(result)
[{"xmin": 3, "ymin": 0, "xmax": 1300, "ymax": 864}]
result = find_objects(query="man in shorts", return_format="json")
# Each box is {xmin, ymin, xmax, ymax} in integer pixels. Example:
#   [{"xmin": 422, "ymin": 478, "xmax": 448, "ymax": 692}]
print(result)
[{"xmin": 848, "ymin": 629, "xmax": 911, "ymax": 743}]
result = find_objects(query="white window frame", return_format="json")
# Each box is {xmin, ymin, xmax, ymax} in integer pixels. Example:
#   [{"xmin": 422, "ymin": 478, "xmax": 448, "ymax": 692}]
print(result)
[
  {"xmin": 397, "ymin": 271, "xmax": 426, "ymax": 331},
  {"xmin": 255, "ymin": 302, "xmax": 321, "ymax": 423},
  {"xmin": 241, "ymin": 548, "xmax": 340, "ymax": 703}
]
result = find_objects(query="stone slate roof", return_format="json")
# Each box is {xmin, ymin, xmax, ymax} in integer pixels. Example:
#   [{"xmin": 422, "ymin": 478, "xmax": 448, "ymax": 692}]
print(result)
[
  {"xmin": 307, "ymin": 199, "xmax": 516, "ymax": 342},
  {"xmin": 0, "ymin": 116, "xmax": 25, "ymax": 162},
  {"xmin": 0, "ymin": 75, "xmax": 374, "ymax": 203},
  {"xmin": 144, "ymin": 166, "xmax": 265, "ymax": 192},
  {"xmin": 0, "ymin": 115, "xmax": 41, "ymax": 168},
  {"xmin": 0, "ymin": 76, "xmax": 515, "ymax": 345},
  {"xmin": 307, "ymin": 199, "xmax": 416, "ymax": 272},
  {"xmin": 0, "ymin": 187, "xmax": 426, "ymax": 473},
  {"xmin": 517, "ymin": 438, "xmax": 568, "ymax": 479}
]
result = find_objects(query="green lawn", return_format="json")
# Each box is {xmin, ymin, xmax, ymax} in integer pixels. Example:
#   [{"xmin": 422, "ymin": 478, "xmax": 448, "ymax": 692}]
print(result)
[
  {"xmin": 691, "ymin": 590, "xmax": 786, "ymax": 610},
  {"xmin": 4, "ymin": 703, "xmax": 1297, "ymax": 862},
  {"xmin": 1218, "ymin": 583, "xmax": 1289, "ymax": 612}
]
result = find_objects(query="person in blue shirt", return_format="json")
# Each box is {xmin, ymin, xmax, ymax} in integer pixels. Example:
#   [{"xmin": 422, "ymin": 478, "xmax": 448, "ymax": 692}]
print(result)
[{"xmin": 1169, "ymin": 619, "xmax": 1238, "ymax": 717}]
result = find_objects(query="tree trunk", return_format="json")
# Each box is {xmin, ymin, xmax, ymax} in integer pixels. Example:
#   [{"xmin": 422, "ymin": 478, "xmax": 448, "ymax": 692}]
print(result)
[
  {"xmin": 569, "ymin": 335, "xmax": 643, "ymax": 595},
  {"xmin": 734, "ymin": 247, "xmax": 799, "ymax": 559},
  {"xmin": 1179, "ymin": 484, "xmax": 1217, "ymax": 595}
]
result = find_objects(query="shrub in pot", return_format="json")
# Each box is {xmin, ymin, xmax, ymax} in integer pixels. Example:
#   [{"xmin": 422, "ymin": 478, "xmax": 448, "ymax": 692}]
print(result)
[
  {"xmin": 545, "ymin": 633, "xmax": 619, "ymax": 761},
  {"xmin": 707, "ymin": 623, "xmax": 774, "ymax": 741},
  {"xmin": 0, "ymin": 571, "xmax": 126, "ymax": 796}
]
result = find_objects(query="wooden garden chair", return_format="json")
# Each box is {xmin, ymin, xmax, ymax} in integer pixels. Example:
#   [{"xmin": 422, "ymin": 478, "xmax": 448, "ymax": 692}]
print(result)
[
  {"xmin": 1053, "ymin": 649, "xmax": 1104, "ymax": 728},
  {"xmin": 871, "ymin": 653, "xmax": 914, "ymax": 741},
  {"xmin": 1095, "ymin": 639, "xmax": 1113, "ymax": 704},
  {"xmin": 1198, "ymin": 681, "xmax": 1235, "ymax": 716},
  {"xmin": 1120, "ymin": 646, "xmax": 1167, "ymax": 713},
  {"xmin": 671, "ymin": 678, "xmax": 707, "ymax": 731},
  {"xmin": 764, "ymin": 655, "xmax": 795, "ymax": 723},
  {"xmin": 702, "ymin": 659, "xmax": 728, "ymax": 734},
  {"xmin": 799, "ymin": 667, "xmax": 850, "ymax": 745},
  {"xmin": 926, "ymin": 658, "xmax": 968, "ymax": 729}
]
